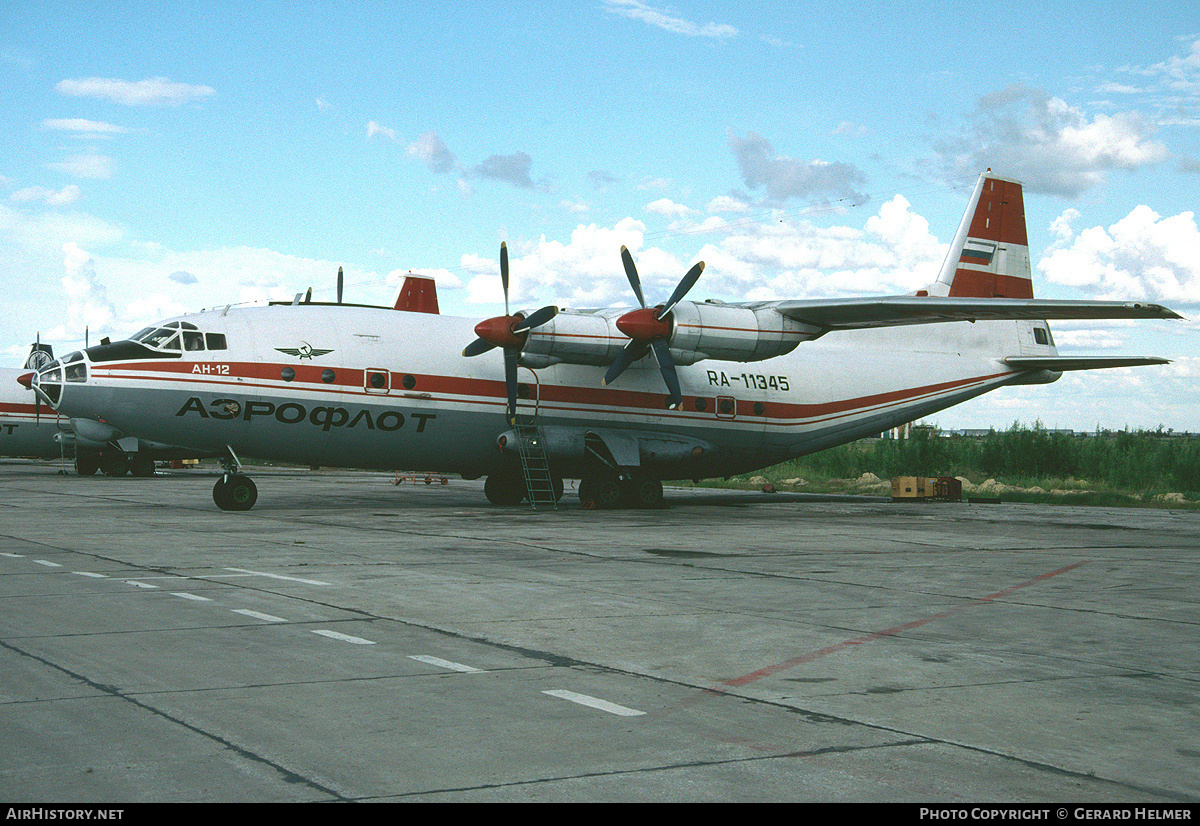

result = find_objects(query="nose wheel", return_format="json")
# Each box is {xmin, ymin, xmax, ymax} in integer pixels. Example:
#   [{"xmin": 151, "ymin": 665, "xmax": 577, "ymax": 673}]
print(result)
[{"xmin": 213, "ymin": 473, "xmax": 257, "ymax": 511}]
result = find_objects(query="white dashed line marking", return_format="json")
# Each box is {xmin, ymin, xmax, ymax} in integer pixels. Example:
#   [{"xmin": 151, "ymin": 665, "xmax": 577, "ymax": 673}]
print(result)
[
  {"xmin": 34, "ymin": 560, "xmax": 62, "ymax": 567},
  {"xmin": 224, "ymin": 568, "xmax": 330, "ymax": 586},
  {"xmin": 2, "ymin": 553, "xmax": 24, "ymax": 558},
  {"xmin": 232, "ymin": 609, "xmax": 288, "ymax": 623},
  {"xmin": 74, "ymin": 571, "xmax": 108, "ymax": 578},
  {"xmin": 125, "ymin": 581, "xmax": 158, "ymax": 589},
  {"xmin": 312, "ymin": 630, "xmax": 375, "ymax": 645},
  {"xmin": 542, "ymin": 690, "xmax": 646, "ymax": 717},
  {"xmin": 171, "ymin": 592, "xmax": 212, "ymax": 602},
  {"xmin": 409, "ymin": 655, "xmax": 485, "ymax": 673}
]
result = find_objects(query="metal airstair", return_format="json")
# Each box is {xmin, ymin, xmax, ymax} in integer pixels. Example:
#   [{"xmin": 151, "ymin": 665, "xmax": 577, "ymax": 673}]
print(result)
[{"xmin": 512, "ymin": 421, "xmax": 557, "ymax": 509}]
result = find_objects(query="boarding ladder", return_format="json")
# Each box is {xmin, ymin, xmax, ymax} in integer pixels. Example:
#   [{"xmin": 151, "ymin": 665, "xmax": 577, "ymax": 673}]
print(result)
[{"xmin": 513, "ymin": 420, "xmax": 557, "ymax": 509}]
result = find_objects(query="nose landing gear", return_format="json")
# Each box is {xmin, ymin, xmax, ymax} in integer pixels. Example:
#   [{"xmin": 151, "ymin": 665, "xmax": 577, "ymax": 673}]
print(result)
[{"xmin": 212, "ymin": 446, "xmax": 257, "ymax": 511}]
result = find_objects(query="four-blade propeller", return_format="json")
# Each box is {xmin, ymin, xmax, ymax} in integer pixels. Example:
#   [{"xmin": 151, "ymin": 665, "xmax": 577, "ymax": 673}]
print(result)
[
  {"xmin": 464, "ymin": 243, "xmax": 704, "ymax": 417},
  {"xmin": 462, "ymin": 242, "xmax": 558, "ymax": 421},
  {"xmin": 601, "ymin": 246, "xmax": 703, "ymax": 410}
]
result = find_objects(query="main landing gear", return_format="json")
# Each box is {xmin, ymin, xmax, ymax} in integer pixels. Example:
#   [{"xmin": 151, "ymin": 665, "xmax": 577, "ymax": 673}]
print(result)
[
  {"xmin": 483, "ymin": 460, "xmax": 565, "ymax": 506},
  {"xmin": 212, "ymin": 447, "xmax": 257, "ymax": 511},
  {"xmin": 74, "ymin": 448, "xmax": 156, "ymax": 478},
  {"xmin": 577, "ymin": 467, "xmax": 664, "ymax": 509}
]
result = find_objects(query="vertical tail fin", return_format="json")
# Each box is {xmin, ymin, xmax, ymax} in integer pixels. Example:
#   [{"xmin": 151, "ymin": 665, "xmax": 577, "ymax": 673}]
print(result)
[
  {"xmin": 931, "ymin": 171, "xmax": 1033, "ymax": 299},
  {"xmin": 394, "ymin": 275, "xmax": 440, "ymax": 314}
]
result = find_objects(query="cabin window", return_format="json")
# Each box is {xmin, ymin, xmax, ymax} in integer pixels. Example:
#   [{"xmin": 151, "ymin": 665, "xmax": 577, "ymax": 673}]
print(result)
[{"xmin": 1034, "ymin": 327, "xmax": 1051, "ymax": 346}]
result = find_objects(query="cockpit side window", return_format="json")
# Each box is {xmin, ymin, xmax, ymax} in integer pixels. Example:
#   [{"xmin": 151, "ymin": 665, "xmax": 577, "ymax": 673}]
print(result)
[
  {"xmin": 183, "ymin": 331, "xmax": 204, "ymax": 351},
  {"xmin": 63, "ymin": 352, "xmax": 86, "ymax": 382},
  {"xmin": 139, "ymin": 328, "xmax": 181, "ymax": 351},
  {"xmin": 205, "ymin": 333, "xmax": 227, "ymax": 350}
]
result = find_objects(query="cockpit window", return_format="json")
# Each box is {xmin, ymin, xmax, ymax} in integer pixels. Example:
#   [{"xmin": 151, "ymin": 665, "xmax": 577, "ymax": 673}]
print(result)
[
  {"xmin": 139, "ymin": 328, "xmax": 182, "ymax": 351},
  {"xmin": 131, "ymin": 324, "xmax": 225, "ymax": 352},
  {"xmin": 63, "ymin": 352, "xmax": 86, "ymax": 382}
]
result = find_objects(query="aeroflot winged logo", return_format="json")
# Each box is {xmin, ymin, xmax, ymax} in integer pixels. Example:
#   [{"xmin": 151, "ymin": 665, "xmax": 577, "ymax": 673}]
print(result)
[{"xmin": 275, "ymin": 342, "xmax": 334, "ymax": 360}]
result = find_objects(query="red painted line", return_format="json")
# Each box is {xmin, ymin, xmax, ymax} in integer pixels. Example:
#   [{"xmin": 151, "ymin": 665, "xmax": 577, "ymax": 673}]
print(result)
[{"xmin": 652, "ymin": 560, "xmax": 1088, "ymax": 716}]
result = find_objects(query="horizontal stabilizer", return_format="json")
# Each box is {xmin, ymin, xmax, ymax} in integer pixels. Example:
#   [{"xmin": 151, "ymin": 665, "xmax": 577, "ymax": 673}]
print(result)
[
  {"xmin": 1004, "ymin": 355, "xmax": 1171, "ymax": 372},
  {"xmin": 774, "ymin": 296, "xmax": 1183, "ymax": 331}
]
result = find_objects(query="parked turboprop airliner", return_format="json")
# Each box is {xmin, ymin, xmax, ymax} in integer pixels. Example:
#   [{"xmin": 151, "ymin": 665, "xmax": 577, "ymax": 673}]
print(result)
[{"xmin": 22, "ymin": 172, "xmax": 1183, "ymax": 509}]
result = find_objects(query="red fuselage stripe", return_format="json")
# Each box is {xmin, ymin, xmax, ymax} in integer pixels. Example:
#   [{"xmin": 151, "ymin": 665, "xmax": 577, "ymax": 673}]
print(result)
[{"xmin": 88, "ymin": 361, "xmax": 1011, "ymax": 426}]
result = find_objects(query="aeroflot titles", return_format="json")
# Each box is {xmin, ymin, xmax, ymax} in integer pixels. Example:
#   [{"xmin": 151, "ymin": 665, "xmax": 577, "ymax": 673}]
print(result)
[{"xmin": 175, "ymin": 396, "xmax": 438, "ymax": 432}]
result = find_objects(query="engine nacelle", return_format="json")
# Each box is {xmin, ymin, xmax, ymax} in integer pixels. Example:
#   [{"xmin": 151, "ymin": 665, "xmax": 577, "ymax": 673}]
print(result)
[
  {"xmin": 518, "ymin": 301, "xmax": 818, "ymax": 368},
  {"xmin": 668, "ymin": 301, "xmax": 816, "ymax": 363},
  {"xmin": 519, "ymin": 309, "xmax": 627, "ymax": 368}
]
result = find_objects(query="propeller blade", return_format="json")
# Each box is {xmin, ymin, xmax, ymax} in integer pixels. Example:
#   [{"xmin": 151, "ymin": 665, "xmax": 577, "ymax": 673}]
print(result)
[
  {"xmin": 34, "ymin": 333, "xmax": 40, "ymax": 426},
  {"xmin": 503, "ymin": 347, "xmax": 519, "ymax": 421},
  {"xmin": 602, "ymin": 339, "xmax": 649, "ymax": 387},
  {"xmin": 649, "ymin": 339, "xmax": 682, "ymax": 409},
  {"xmin": 511, "ymin": 304, "xmax": 558, "ymax": 334},
  {"xmin": 337, "ymin": 267, "xmax": 344, "ymax": 304},
  {"xmin": 500, "ymin": 242, "xmax": 510, "ymax": 316},
  {"xmin": 657, "ymin": 261, "xmax": 704, "ymax": 321},
  {"xmin": 620, "ymin": 245, "xmax": 647, "ymax": 309},
  {"xmin": 462, "ymin": 338, "xmax": 498, "ymax": 357}
]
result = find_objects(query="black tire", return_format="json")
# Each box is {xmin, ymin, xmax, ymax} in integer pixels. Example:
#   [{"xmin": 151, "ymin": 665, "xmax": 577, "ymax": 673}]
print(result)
[
  {"xmin": 74, "ymin": 450, "xmax": 100, "ymax": 477},
  {"xmin": 484, "ymin": 468, "xmax": 525, "ymax": 505},
  {"xmin": 579, "ymin": 467, "xmax": 622, "ymax": 509},
  {"xmin": 129, "ymin": 455, "xmax": 156, "ymax": 478},
  {"xmin": 213, "ymin": 474, "xmax": 257, "ymax": 511},
  {"xmin": 623, "ymin": 472, "xmax": 664, "ymax": 508},
  {"xmin": 99, "ymin": 451, "xmax": 129, "ymax": 477}
]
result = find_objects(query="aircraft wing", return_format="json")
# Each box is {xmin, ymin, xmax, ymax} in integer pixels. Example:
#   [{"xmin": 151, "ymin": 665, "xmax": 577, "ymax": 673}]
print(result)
[
  {"xmin": 1003, "ymin": 355, "xmax": 1171, "ymax": 371},
  {"xmin": 772, "ymin": 297, "xmax": 1183, "ymax": 331}
]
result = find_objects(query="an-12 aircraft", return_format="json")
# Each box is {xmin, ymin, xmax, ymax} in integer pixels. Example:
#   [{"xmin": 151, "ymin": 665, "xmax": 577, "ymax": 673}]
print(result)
[{"xmin": 20, "ymin": 172, "xmax": 1183, "ymax": 510}]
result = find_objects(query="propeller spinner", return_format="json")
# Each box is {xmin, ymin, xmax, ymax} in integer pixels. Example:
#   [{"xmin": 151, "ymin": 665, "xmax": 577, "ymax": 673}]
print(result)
[
  {"xmin": 462, "ymin": 242, "xmax": 558, "ymax": 421},
  {"xmin": 601, "ymin": 246, "xmax": 704, "ymax": 410}
]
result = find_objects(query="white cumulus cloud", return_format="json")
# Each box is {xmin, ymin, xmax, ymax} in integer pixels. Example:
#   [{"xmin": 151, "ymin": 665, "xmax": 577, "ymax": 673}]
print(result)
[{"xmin": 1038, "ymin": 206, "xmax": 1200, "ymax": 304}]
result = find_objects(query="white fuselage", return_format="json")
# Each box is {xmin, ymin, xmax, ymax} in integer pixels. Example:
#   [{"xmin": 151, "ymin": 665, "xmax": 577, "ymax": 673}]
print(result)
[{"xmin": 40, "ymin": 303, "xmax": 1052, "ymax": 480}]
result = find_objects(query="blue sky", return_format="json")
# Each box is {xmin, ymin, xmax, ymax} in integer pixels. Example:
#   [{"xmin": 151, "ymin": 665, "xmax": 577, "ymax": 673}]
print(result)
[{"xmin": 2, "ymin": 1, "xmax": 1198, "ymax": 431}]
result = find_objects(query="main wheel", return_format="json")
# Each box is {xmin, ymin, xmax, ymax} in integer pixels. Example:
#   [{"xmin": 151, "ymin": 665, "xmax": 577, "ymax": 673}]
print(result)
[
  {"xmin": 99, "ymin": 451, "xmax": 129, "ymax": 477},
  {"xmin": 129, "ymin": 455, "xmax": 156, "ymax": 477},
  {"xmin": 74, "ymin": 449, "xmax": 100, "ymax": 476},
  {"xmin": 484, "ymin": 467, "xmax": 525, "ymax": 505},
  {"xmin": 213, "ymin": 474, "xmax": 258, "ymax": 511},
  {"xmin": 579, "ymin": 467, "xmax": 622, "ymax": 509},
  {"xmin": 623, "ymin": 472, "xmax": 664, "ymax": 508}
]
